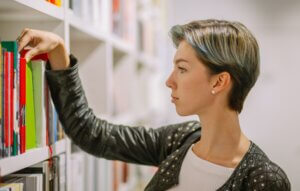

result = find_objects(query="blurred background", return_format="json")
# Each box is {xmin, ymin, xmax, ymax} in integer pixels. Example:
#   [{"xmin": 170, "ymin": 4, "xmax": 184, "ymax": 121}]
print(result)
[
  {"xmin": 0, "ymin": 0, "xmax": 299, "ymax": 190},
  {"xmin": 165, "ymin": 1, "xmax": 300, "ymax": 190}
]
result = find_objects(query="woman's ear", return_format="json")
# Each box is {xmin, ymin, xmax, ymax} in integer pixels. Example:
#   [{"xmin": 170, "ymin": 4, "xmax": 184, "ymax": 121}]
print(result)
[{"xmin": 211, "ymin": 72, "xmax": 231, "ymax": 94}]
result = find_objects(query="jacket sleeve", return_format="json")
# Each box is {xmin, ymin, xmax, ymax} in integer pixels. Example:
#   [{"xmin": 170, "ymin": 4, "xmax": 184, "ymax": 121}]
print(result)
[
  {"xmin": 246, "ymin": 161, "xmax": 291, "ymax": 191},
  {"xmin": 45, "ymin": 55, "xmax": 170, "ymax": 166}
]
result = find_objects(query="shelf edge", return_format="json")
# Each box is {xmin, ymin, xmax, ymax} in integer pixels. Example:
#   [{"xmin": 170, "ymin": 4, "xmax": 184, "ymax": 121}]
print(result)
[{"xmin": 0, "ymin": 139, "xmax": 66, "ymax": 176}]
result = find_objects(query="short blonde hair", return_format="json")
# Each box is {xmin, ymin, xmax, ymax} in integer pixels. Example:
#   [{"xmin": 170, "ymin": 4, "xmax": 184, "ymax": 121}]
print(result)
[{"xmin": 170, "ymin": 19, "xmax": 260, "ymax": 113}]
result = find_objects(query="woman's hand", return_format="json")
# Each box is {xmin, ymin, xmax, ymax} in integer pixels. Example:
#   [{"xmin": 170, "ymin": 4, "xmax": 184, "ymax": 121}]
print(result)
[{"xmin": 17, "ymin": 28, "xmax": 70, "ymax": 70}]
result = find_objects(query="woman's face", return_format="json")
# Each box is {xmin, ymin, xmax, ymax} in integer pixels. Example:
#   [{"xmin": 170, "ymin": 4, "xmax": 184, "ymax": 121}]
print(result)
[{"xmin": 166, "ymin": 40, "xmax": 215, "ymax": 116}]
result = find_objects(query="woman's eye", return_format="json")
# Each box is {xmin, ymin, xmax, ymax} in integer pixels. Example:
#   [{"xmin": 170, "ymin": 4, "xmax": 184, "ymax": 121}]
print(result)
[{"xmin": 178, "ymin": 67, "xmax": 187, "ymax": 73}]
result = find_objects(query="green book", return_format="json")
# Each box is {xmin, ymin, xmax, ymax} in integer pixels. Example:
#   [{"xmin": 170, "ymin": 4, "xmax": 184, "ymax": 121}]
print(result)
[
  {"xmin": 31, "ymin": 60, "xmax": 47, "ymax": 147},
  {"xmin": 1, "ymin": 41, "xmax": 18, "ymax": 69},
  {"xmin": 25, "ymin": 61, "xmax": 36, "ymax": 150}
]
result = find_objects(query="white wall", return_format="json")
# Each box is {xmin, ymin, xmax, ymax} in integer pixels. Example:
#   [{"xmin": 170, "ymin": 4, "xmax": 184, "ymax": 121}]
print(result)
[{"xmin": 164, "ymin": 0, "xmax": 300, "ymax": 189}]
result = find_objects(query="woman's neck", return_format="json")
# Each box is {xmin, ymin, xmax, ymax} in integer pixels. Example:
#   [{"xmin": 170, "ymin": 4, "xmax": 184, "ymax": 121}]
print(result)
[{"xmin": 193, "ymin": 108, "xmax": 250, "ymax": 168}]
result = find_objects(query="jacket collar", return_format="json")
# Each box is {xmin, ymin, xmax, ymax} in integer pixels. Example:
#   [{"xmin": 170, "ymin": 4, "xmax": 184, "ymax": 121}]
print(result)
[
  {"xmin": 146, "ymin": 127, "xmax": 201, "ymax": 191},
  {"xmin": 146, "ymin": 126, "xmax": 258, "ymax": 191}
]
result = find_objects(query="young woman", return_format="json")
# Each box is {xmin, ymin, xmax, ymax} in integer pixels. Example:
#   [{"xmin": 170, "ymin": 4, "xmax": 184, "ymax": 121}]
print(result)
[{"xmin": 17, "ymin": 19, "xmax": 290, "ymax": 190}]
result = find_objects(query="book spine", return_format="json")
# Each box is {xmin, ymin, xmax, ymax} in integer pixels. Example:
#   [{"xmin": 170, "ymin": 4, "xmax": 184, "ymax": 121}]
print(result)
[
  {"xmin": 9, "ymin": 51, "xmax": 14, "ymax": 156},
  {"xmin": 19, "ymin": 57, "xmax": 26, "ymax": 154},
  {"xmin": 0, "ymin": 43, "xmax": 3, "ymax": 158},
  {"xmin": 13, "ymin": 48, "xmax": 19, "ymax": 156},
  {"xmin": 25, "ymin": 61, "xmax": 36, "ymax": 150},
  {"xmin": 31, "ymin": 60, "xmax": 47, "ymax": 147},
  {"xmin": 4, "ymin": 52, "xmax": 11, "ymax": 157}
]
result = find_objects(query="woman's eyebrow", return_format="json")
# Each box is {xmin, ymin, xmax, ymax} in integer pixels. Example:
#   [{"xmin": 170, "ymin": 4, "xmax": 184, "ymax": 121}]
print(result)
[{"xmin": 174, "ymin": 58, "xmax": 189, "ymax": 65}]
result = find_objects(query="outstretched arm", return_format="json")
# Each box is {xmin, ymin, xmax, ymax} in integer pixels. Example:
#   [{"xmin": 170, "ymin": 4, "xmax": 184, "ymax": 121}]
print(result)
[
  {"xmin": 45, "ymin": 55, "xmax": 169, "ymax": 166},
  {"xmin": 17, "ymin": 29, "xmax": 172, "ymax": 166}
]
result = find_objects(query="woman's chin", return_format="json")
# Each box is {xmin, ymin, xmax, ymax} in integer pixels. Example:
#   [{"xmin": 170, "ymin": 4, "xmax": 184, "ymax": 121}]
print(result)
[{"xmin": 175, "ymin": 108, "xmax": 193, "ymax": 116}]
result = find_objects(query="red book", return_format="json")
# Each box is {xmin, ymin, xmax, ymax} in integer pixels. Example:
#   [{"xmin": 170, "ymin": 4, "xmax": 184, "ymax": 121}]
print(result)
[
  {"xmin": 9, "ymin": 52, "xmax": 14, "ymax": 148},
  {"xmin": 20, "ymin": 50, "xmax": 48, "ymax": 61},
  {"xmin": 4, "ymin": 52, "xmax": 10, "ymax": 149},
  {"xmin": 19, "ymin": 57, "xmax": 26, "ymax": 154},
  {"xmin": 45, "ymin": 83, "xmax": 50, "ymax": 147}
]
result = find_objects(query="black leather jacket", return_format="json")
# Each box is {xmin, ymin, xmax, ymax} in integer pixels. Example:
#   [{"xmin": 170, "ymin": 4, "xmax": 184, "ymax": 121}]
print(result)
[{"xmin": 45, "ymin": 55, "xmax": 291, "ymax": 191}]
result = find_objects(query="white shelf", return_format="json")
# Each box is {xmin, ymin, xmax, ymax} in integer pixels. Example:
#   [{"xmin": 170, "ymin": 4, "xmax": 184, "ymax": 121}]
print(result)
[
  {"xmin": 0, "ymin": 139, "xmax": 66, "ymax": 176},
  {"xmin": 109, "ymin": 35, "xmax": 135, "ymax": 56},
  {"xmin": 137, "ymin": 52, "xmax": 159, "ymax": 67},
  {"xmin": 68, "ymin": 9, "xmax": 107, "ymax": 42},
  {"xmin": 0, "ymin": 0, "xmax": 167, "ymax": 190},
  {"xmin": 0, "ymin": 0, "xmax": 64, "ymax": 21}
]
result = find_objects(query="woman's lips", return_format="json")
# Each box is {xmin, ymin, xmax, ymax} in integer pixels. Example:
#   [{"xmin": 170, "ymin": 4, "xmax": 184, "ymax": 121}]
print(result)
[{"xmin": 171, "ymin": 95, "xmax": 179, "ymax": 103}]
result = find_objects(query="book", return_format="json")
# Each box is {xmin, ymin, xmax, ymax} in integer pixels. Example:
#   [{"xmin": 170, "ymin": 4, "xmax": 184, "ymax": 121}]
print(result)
[
  {"xmin": 71, "ymin": 0, "xmax": 82, "ymax": 17},
  {"xmin": 1, "ymin": 41, "xmax": 19, "ymax": 156},
  {"xmin": 0, "ymin": 188, "xmax": 10, "ymax": 191},
  {"xmin": 25, "ymin": 61, "xmax": 36, "ymax": 150},
  {"xmin": 49, "ymin": 100, "xmax": 58, "ymax": 144},
  {"xmin": 13, "ymin": 155, "xmax": 64, "ymax": 191},
  {"xmin": 9, "ymin": 51, "xmax": 14, "ymax": 156},
  {"xmin": 17, "ymin": 160, "xmax": 52, "ymax": 191},
  {"xmin": 5, "ymin": 173, "xmax": 43, "ymax": 191},
  {"xmin": 20, "ymin": 50, "xmax": 49, "ymax": 151},
  {"xmin": 3, "ymin": 51, "xmax": 12, "ymax": 157},
  {"xmin": 112, "ymin": 0, "xmax": 135, "ymax": 41},
  {"xmin": 19, "ymin": 57, "xmax": 26, "ymax": 154},
  {"xmin": 52, "ymin": 156, "xmax": 59, "ymax": 191},
  {"xmin": 30, "ymin": 60, "xmax": 47, "ymax": 147},
  {"xmin": 57, "ymin": 121, "xmax": 64, "ymax": 140},
  {"xmin": 0, "ymin": 182, "xmax": 24, "ymax": 191},
  {"xmin": 23, "ymin": 51, "xmax": 53, "ymax": 149},
  {"xmin": 0, "ymin": 177, "xmax": 24, "ymax": 191},
  {"xmin": 45, "ymin": 0, "xmax": 61, "ymax": 7},
  {"xmin": 55, "ymin": 0, "xmax": 62, "ymax": 7},
  {"xmin": 0, "ymin": 43, "xmax": 3, "ymax": 157},
  {"xmin": 69, "ymin": 0, "xmax": 73, "ymax": 9}
]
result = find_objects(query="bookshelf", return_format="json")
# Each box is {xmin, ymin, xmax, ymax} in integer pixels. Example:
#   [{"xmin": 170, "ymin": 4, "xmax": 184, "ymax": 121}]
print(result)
[
  {"xmin": 0, "ymin": 139, "xmax": 66, "ymax": 177},
  {"xmin": 110, "ymin": 35, "xmax": 135, "ymax": 55},
  {"xmin": 0, "ymin": 0, "xmax": 167, "ymax": 190},
  {"xmin": 68, "ymin": 9, "xmax": 107, "ymax": 42},
  {"xmin": 0, "ymin": 0, "xmax": 64, "ymax": 21}
]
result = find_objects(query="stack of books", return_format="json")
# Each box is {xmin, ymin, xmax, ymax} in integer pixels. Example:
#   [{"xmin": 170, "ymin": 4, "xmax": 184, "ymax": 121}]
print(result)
[
  {"xmin": 0, "ymin": 41, "xmax": 64, "ymax": 159},
  {"xmin": 0, "ymin": 153, "xmax": 66, "ymax": 191},
  {"xmin": 112, "ymin": 0, "xmax": 135, "ymax": 42}
]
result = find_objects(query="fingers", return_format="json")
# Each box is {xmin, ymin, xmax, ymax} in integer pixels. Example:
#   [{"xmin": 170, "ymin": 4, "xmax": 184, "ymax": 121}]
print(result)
[
  {"xmin": 16, "ymin": 28, "xmax": 28, "ymax": 43},
  {"xmin": 17, "ymin": 28, "xmax": 33, "ymax": 52},
  {"xmin": 17, "ymin": 28, "xmax": 65, "ymax": 63},
  {"xmin": 25, "ymin": 48, "xmax": 40, "ymax": 62}
]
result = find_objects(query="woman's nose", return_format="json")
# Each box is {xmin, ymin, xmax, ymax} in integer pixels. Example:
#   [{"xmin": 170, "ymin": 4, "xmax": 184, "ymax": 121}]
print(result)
[{"xmin": 165, "ymin": 72, "xmax": 176, "ymax": 89}]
